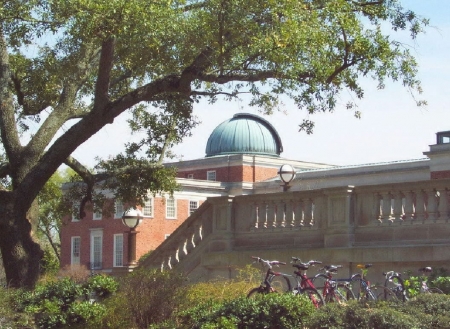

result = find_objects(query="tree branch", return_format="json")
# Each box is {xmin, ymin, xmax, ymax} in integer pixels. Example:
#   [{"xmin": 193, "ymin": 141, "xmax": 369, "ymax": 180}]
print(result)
[
  {"xmin": 94, "ymin": 37, "xmax": 115, "ymax": 110},
  {"xmin": 64, "ymin": 156, "xmax": 95, "ymax": 219},
  {"xmin": 0, "ymin": 30, "xmax": 23, "ymax": 165}
]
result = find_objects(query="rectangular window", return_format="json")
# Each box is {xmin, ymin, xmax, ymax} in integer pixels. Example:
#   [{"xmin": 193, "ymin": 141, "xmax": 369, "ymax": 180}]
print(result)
[
  {"xmin": 72, "ymin": 202, "xmax": 80, "ymax": 222},
  {"xmin": 165, "ymin": 234, "xmax": 170, "ymax": 240},
  {"xmin": 166, "ymin": 197, "xmax": 177, "ymax": 219},
  {"xmin": 143, "ymin": 198, "xmax": 154, "ymax": 217},
  {"xmin": 93, "ymin": 209, "xmax": 102, "ymax": 220},
  {"xmin": 71, "ymin": 236, "xmax": 81, "ymax": 265},
  {"xmin": 114, "ymin": 201, "xmax": 124, "ymax": 219},
  {"xmin": 113, "ymin": 234, "xmax": 123, "ymax": 267},
  {"xmin": 187, "ymin": 174, "xmax": 194, "ymax": 179},
  {"xmin": 90, "ymin": 230, "xmax": 103, "ymax": 269},
  {"xmin": 189, "ymin": 200, "xmax": 199, "ymax": 215},
  {"xmin": 207, "ymin": 170, "xmax": 216, "ymax": 181}
]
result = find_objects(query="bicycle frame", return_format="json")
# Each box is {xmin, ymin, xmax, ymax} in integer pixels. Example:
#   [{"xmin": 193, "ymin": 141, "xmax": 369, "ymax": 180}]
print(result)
[{"xmin": 248, "ymin": 256, "xmax": 292, "ymax": 296}]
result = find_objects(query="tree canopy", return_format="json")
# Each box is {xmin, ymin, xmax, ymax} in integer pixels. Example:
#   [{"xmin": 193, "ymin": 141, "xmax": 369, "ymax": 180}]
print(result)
[{"xmin": 0, "ymin": 0, "xmax": 428, "ymax": 287}]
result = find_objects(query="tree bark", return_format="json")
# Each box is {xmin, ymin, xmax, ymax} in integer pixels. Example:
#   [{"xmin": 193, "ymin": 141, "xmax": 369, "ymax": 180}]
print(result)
[{"xmin": 0, "ymin": 193, "xmax": 43, "ymax": 289}]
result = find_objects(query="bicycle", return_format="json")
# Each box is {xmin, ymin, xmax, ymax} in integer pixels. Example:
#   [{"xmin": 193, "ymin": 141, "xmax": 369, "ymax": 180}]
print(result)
[
  {"xmin": 247, "ymin": 256, "xmax": 292, "ymax": 298},
  {"xmin": 290, "ymin": 257, "xmax": 325, "ymax": 308},
  {"xmin": 417, "ymin": 267, "xmax": 443, "ymax": 294},
  {"xmin": 351, "ymin": 264, "xmax": 397, "ymax": 302},
  {"xmin": 383, "ymin": 270, "xmax": 407, "ymax": 301},
  {"xmin": 312, "ymin": 264, "xmax": 356, "ymax": 303}
]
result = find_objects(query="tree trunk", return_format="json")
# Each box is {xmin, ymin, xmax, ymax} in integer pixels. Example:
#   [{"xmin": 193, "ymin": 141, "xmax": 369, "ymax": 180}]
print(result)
[{"xmin": 0, "ymin": 195, "xmax": 43, "ymax": 288}]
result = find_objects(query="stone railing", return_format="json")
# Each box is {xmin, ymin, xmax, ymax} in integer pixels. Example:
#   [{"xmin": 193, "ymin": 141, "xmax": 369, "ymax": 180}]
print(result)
[{"xmin": 141, "ymin": 179, "xmax": 450, "ymax": 275}]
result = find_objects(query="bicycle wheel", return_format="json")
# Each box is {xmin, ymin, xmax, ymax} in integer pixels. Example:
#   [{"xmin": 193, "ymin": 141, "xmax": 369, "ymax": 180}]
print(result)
[
  {"xmin": 427, "ymin": 287, "xmax": 444, "ymax": 294},
  {"xmin": 371, "ymin": 286, "xmax": 398, "ymax": 301},
  {"xmin": 247, "ymin": 286, "xmax": 266, "ymax": 298},
  {"xmin": 325, "ymin": 288, "xmax": 348, "ymax": 304},
  {"xmin": 384, "ymin": 275, "xmax": 406, "ymax": 301},
  {"xmin": 311, "ymin": 273, "xmax": 328, "ymax": 297},
  {"xmin": 270, "ymin": 275, "xmax": 292, "ymax": 293},
  {"xmin": 301, "ymin": 287, "xmax": 325, "ymax": 308},
  {"xmin": 337, "ymin": 283, "xmax": 356, "ymax": 301}
]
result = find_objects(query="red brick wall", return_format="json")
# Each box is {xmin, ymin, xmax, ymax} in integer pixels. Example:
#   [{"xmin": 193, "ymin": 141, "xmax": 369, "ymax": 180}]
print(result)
[
  {"xmin": 431, "ymin": 170, "xmax": 450, "ymax": 179},
  {"xmin": 178, "ymin": 165, "xmax": 278, "ymax": 182},
  {"xmin": 60, "ymin": 198, "xmax": 202, "ymax": 270}
]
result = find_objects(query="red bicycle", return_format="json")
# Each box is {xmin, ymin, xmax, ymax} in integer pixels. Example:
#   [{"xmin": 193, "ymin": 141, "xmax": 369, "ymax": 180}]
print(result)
[
  {"xmin": 312, "ymin": 264, "xmax": 355, "ymax": 303},
  {"xmin": 247, "ymin": 256, "xmax": 292, "ymax": 297},
  {"xmin": 290, "ymin": 257, "xmax": 325, "ymax": 308}
]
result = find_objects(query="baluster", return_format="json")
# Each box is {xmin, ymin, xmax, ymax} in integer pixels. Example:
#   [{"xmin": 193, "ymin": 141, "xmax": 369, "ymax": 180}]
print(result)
[
  {"xmin": 276, "ymin": 200, "xmax": 286, "ymax": 227},
  {"xmin": 285, "ymin": 200, "xmax": 294, "ymax": 227},
  {"xmin": 304, "ymin": 198, "xmax": 313, "ymax": 226},
  {"xmin": 415, "ymin": 190, "xmax": 426, "ymax": 223},
  {"xmin": 252, "ymin": 203, "xmax": 259, "ymax": 230},
  {"xmin": 381, "ymin": 192, "xmax": 394, "ymax": 223},
  {"xmin": 404, "ymin": 191, "xmax": 415, "ymax": 223},
  {"xmin": 167, "ymin": 256, "xmax": 173, "ymax": 270},
  {"xmin": 392, "ymin": 191, "xmax": 404, "ymax": 223},
  {"xmin": 267, "ymin": 202, "xmax": 276, "ymax": 228},
  {"xmin": 373, "ymin": 193, "xmax": 382, "ymax": 224},
  {"xmin": 437, "ymin": 189, "xmax": 449, "ymax": 222},
  {"xmin": 192, "ymin": 224, "xmax": 202, "ymax": 246},
  {"xmin": 294, "ymin": 199, "xmax": 304, "ymax": 226},
  {"xmin": 260, "ymin": 202, "xmax": 268, "ymax": 228},
  {"xmin": 425, "ymin": 189, "xmax": 438, "ymax": 222}
]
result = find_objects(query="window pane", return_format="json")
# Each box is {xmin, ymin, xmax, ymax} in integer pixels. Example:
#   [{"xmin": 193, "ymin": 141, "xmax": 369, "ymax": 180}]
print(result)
[
  {"xmin": 207, "ymin": 171, "xmax": 216, "ymax": 181},
  {"xmin": 114, "ymin": 201, "xmax": 124, "ymax": 219},
  {"xmin": 143, "ymin": 198, "xmax": 153, "ymax": 217},
  {"xmin": 166, "ymin": 198, "xmax": 176, "ymax": 218},
  {"xmin": 114, "ymin": 234, "xmax": 123, "ymax": 267},
  {"xmin": 189, "ymin": 201, "xmax": 198, "ymax": 215}
]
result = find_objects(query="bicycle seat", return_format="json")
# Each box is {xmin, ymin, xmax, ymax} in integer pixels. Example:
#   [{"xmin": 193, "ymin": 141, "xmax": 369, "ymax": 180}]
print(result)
[
  {"xmin": 419, "ymin": 267, "xmax": 432, "ymax": 273},
  {"xmin": 293, "ymin": 263, "xmax": 309, "ymax": 270},
  {"xmin": 324, "ymin": 265, "xmax": 342, "ymax": 273},
  {"xmin": 357, "ymin": 264, "xmax": 372, "ymax": 269}
]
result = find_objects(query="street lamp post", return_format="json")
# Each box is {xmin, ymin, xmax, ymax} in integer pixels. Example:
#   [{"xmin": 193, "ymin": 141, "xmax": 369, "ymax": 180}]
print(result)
[
  {"xmin": 122, "ymin": 208, "xmax": 143, "ymax": 267},
  {"xmin": 278, "ymin": 164, "xmax": 296, "ymax": 192}
]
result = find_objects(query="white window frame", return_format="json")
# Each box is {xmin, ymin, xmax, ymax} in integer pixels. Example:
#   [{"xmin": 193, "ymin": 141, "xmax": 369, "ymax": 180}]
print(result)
[
  {"xmin": 71, "ymin": 236, "xmax": 81, "ymax": 265},
  {"xmin": 113, "ymin": 234, "xmax": 123, "ymax": 267},
  {"xmin": 93, "ymin": 209, "xmax": 102, "ymax": 220},
  {"xmin": 164, "ymin": 234, "xmax": 171, "ymax": 240},
  {"xmin": 187, "ymin": 174, "xmax": 194, "ymax": 179},
  {"xmin": 143, "ymin": 197, "xmax": 154, "ymax": 217},
  {"xmin": 90, "ymin": 230, "xmax": 103, "ymax": 270},
  {"xmin": 114, "ymin": 201, "xmax": 124, "ymax": 219},
  {"xmin": 189, "ymin": 200, "xmax": 199, "ymax": 216},
  {"xmin": 207, "ymin": 170, "xmax": 216, "ymax": 181},
  {"xmin": 72, "ymin": 202, "xmax": 80, "ymax": 222},
  {"xmin": 166, "ymin": 197, "xmax": 177, "ymax": 219}
]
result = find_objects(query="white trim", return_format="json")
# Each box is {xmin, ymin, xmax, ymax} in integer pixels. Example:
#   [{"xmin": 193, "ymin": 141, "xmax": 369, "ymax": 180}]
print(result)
[
  {"xmin": 189, "ymin": 200, "xmax": 199, "ymax": 215},
  {"xmin": 143, "ymin": 197, "xmax": 154, "ymax": 218},
  {"xmin": 71, "ymin": 236, "xmax": 81, "ymax": 265},
  {"xmin": 165, "ymin": 197, "xmax": 177, "ymax": 219},
  {"xmin": 93, "ymin": 209, "xmax": 102, "ymax": 220},
  {"xmin": 206, "ymin": 170, "xmax": 216, "ymax": 181},
  {"xmin": 114, "ymin": 201, "xmax": 124, "ymax": 219},
  {"xmin": 113, "ymin": 234, "xmax": 123, "ymax": 267},
  {"xmin": 90, "ymin": 230, "xmax": 103, "ymax": 269},
  {"xmin": 72, "ymin": 202, "xmax": 80, "ymax": 222}
]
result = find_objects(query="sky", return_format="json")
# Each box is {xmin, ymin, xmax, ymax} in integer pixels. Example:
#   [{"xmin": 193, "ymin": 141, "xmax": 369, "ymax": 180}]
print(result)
[{"xmin": 72, "ymin": 0, "xmax": 450, "ymax": 168}]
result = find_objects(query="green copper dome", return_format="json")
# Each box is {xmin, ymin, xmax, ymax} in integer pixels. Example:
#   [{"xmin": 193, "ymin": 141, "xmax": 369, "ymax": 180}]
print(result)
[{"xmin": 205, "ymin": 113, "xmax": 283, "ymax": 157}]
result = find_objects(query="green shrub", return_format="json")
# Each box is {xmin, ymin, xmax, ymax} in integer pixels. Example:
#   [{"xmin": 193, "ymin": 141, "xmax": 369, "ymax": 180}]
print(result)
[
  {"xmin": 179, "ymin": 293, "xmax": 315, "ymax": 329},
  {"xmin": 67, "ymin": 301, "xmax": 106, "ymax": 325},
  {"xmin": 308, "ymin": 300, "xmax": 419, "ymax": 329},
  {"xmin": 432, "ymin": 276, "xmax": 450, "ymax": 294},
  {"xmin": 115, "ymin": 268, "xmax": 187, "ymax": 329},
  {"xmin": 40, "ymin": 249, "xmax": 60, "ymax": 276},
  {"xmin": 83, "ymin": 274, "xmax": 118, "ymax": 300}
]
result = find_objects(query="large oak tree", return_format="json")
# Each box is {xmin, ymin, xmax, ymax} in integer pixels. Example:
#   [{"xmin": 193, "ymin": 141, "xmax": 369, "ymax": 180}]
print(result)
[{"xmin": 0, "ymin": 0, "xmax": 427, "ymax": 287}]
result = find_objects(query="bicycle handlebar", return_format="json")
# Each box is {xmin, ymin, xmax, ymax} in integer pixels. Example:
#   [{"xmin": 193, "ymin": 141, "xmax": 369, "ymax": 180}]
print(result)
[
  {"xmin": 383, "ymin": 270, "xmax": 401, "ymax": 278},
  {"xmin": 251, "ymin": 256, "xmax": 286, "ymax": 268},
  {"xmin": 291, "ymin": 257, "xmax": 322, "ymax": 266}
]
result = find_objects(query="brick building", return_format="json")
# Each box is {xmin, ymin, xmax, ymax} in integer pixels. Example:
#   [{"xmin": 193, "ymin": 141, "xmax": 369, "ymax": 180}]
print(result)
[{"xmin": 60, "ymin": 113, "xmax": 331, "ymax": 273}]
